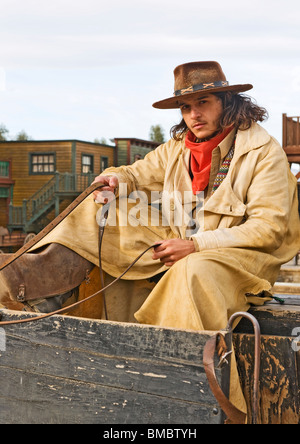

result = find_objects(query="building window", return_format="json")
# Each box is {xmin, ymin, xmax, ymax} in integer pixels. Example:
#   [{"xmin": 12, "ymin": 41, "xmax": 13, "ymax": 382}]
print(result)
[
  {"xmin": 100, "ymin": 156, "xmax": 109, "ymax": 172},
  {"xmin": 0, "ymin": 161, "xmax": 9, "ymax": 178},
  {"xmin": 0, "ymin": 187, "xmax": 9, "ymax": 198},
  {"xmin": 82, "ymin": 154, "xmax": 94, "ymax": 174},
  {"xmin": 30, "ymin": 153, "xmax": 55, "ymax": 174}
]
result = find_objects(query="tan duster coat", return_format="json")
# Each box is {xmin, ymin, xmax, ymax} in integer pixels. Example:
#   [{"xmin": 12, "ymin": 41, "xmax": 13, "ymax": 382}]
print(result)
[
  {"xmin": 32, "ymin": 122, "xmax": 299, "ymax": 310},
  {"xmin": 30, "ymin": 122, "xmax": 299, "ymax": 413},
  {"xmin": 33, "ymin": 122, "xmax": 299, "ymax": 289}
]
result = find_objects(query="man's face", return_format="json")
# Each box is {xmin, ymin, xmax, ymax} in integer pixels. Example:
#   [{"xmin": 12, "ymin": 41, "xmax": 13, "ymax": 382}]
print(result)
[{"xmin": 179, "ymin": 93, "xmax": 223, "ymax": 140}]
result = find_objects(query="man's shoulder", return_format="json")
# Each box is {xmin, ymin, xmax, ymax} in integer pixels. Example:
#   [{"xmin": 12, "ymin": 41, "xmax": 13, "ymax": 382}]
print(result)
[
  {"xmin": 155, "ymin": 136, "xmax": 186, "ymax": 153},
  {"xmin": 236, "ymin": 122, "xmax": 280, "ymax": 154}
]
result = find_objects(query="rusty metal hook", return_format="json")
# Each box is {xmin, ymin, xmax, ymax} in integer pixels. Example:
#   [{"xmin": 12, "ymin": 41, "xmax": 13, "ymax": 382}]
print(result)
[{"xmin": 226, "ymin": 311, "xmax": 261, "ymax": 425}]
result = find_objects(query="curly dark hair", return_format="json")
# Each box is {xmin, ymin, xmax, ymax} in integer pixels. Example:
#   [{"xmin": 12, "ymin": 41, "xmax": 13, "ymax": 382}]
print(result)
[{"xmin": 170, "ymin": 92, "xmax": 269, "ymax": 141}]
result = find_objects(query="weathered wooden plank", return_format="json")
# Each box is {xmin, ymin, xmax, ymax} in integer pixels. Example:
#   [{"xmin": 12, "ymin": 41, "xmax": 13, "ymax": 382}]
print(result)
[
  {"xmin": 235, "ymin": 304, "xmax": 300, "ymax": 336},
  {"xmin": 0, "ymin": 367, "xmax": 220, "ymax": 424},
  {"xmin": 0, "ymin": 330, "xmax": 212, "ymax": 404},
  {"xmin": 0, "ymin": 310, "xmax": 218, "ymax": 364},
  {"xmin": 0, "ymin": 310, "xmax": 228, "ymax": 424},
  {"xmin": 233, "ymin": 334, "xmax": 300, "ymax": 424}
]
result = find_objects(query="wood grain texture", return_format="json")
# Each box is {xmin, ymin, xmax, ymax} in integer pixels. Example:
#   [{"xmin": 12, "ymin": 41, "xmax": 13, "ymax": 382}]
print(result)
[
  {"xmin": 233, "ymin": 333, "xmax": 299, "ymax": 424},
  {"xmin": 0, "ymin": 310, "xmax": 228, "ymax": 424}
]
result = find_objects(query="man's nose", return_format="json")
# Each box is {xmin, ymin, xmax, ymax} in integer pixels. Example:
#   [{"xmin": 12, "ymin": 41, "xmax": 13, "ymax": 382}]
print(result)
[{"xmin": 190, "ymin": 105, "xmax": 201, "ymax": 119}]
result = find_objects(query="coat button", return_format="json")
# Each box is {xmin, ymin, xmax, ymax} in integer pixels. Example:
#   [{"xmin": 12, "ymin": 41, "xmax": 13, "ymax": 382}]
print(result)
[{"xmin": 170, "ymin": 199, "xmax": 175, "ymax": 211}]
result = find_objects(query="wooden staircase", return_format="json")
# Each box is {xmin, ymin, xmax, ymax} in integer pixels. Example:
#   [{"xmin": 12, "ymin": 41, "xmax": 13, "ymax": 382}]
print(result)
[{"xmin": 7, "ymin": 172, "xmax": 96, "ymax": 234}]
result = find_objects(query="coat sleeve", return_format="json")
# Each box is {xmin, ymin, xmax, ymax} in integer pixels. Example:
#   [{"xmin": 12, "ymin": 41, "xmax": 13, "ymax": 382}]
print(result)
[
  {"xmin": 191, "ymin": 140, "xmax": 295, "ymax": 254},
  {"xmin": 102, "ymin": 142, "xmax": 170, "ymax": 197}
]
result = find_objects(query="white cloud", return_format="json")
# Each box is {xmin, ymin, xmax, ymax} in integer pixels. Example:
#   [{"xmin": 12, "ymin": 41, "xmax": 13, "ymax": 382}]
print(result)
[
  {"xmin": 1, "ymin": 32, "xmax": 299, "ymax": 70},
  {"xmin": 0, "ymin": 0, "xmax": 299, "ymax": 143}
]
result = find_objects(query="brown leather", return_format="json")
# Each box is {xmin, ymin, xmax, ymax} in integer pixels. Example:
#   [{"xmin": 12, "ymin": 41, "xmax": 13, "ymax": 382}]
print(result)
[
  {"xmin": 0, "ymin": 243, "xmax": 93, "ymax": 302},
  {"xmin": 203, "ymin": 333, "xmax": 247, "ymax": 425},
  {"xmin": 0, "ymin": 182, "xmax": 104, "ymax": 272},
  {"xmin": 0, "ymin": 182, "xmax": 104, "ymax": 306},
  {"xmin": 0, "ymin": 244, "xmax": 157, "ymax": 326}
]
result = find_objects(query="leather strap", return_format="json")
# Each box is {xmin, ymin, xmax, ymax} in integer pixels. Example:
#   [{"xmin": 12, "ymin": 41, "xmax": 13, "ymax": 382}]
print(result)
[
  {"xmin": 0, "ymin": 243, "xmax": 157, "ymax": 326},
  {"xmin": 0, "ymin": 182, "xmax": 105, "ymax": 272},
  {"xmin": 203, "ymin": 333, "xmax": 247, "ymax": 424}
]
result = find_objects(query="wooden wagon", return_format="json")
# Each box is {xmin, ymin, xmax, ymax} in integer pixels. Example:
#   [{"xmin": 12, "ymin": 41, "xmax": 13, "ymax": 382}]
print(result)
[
  {"xmin": 0, "ymin": 262, "xmax": 299, "ymax": 425},
  {"xmin": 0, "ymin": 180, "xmax": 299, "ymax": 425}
]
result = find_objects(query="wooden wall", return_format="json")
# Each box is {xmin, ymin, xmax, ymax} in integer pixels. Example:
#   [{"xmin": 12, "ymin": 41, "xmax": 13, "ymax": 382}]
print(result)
[
  {"xmin": 114, "ymin": 139, "xmax": 159, "ymax": 167},
  {"xmin": 75, "ymin": 141, "xmax": 115, "ymax": 175},
  {"xmin": 0, "ymin": 141, "xmax": 73, "ymax": 206},
  {"xmin": 0, "ymin": 199, "xmax": 7, "ymax": 228},
  {"xmin": 282, "ymin": 114, "xmax": 300, "ymax": 164},
  {"xmin": 115, "ymin": 140, "xmax": 129, "ymax": 167},
  {"xmin": 0, "ymin": 140, "xmax": 116, "ymax": 208}
]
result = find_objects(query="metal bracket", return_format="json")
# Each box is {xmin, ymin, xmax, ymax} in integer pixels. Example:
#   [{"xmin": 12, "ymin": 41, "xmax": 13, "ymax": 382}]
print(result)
[
  {"xmin": 217, "ymin": 350, "xmax": 233, "ymax": 368},
  {"xmin": 17, "ymin": 284, "xmax": 26, "ymax": 302},
  {"xmin": 226, "ymin": 311, "xmax": 261, "ymax": 425}
]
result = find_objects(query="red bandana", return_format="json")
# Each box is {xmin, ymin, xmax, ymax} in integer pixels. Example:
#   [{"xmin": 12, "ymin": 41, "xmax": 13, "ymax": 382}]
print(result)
[{"xmin": 185, "ymin": 126, "xmax": 234, "ymax": 194}]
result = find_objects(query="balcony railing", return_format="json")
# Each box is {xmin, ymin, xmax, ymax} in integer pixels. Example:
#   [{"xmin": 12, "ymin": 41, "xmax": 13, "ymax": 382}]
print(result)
[{"xmin": 8, "ymin": 172, "xmax": 96, "ymax": 232}]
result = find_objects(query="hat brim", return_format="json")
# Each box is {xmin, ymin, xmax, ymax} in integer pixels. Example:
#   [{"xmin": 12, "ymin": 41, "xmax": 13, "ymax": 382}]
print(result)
[{"xmin": 152, "ymin": 83, "xmax": 253, "ymax": 109}]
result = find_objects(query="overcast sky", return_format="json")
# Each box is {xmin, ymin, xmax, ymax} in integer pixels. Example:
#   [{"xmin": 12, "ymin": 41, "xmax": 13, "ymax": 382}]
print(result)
[{"xmin": 1, "ymin": 0, "xmax": 300, "ymax": 147}]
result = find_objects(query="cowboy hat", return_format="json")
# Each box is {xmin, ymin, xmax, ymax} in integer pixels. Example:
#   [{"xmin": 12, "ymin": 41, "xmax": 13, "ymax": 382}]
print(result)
[{"xmin": 152, "ymin": 61, "xmax": 253, "ymax": 109}]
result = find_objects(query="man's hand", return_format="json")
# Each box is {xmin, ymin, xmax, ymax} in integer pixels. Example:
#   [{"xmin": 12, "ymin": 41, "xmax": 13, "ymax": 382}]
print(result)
[
  {"xmin": 92, "ymin": 175, "xmax": 119, "ymax": 204},
  {"xmin": 152, "ymin": 239, "xmax": 195, "ymax": 267}
]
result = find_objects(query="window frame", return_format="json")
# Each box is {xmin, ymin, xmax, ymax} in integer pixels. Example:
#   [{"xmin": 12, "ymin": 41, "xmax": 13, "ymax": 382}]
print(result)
[
  {"xmin": 0, "ymin": 186, "xmax": 9, "ymax": 198},
  {"xmin": 29, "ymin": 152, "xmax": 56, "ymax": 175},
  {"xmin": 0, "ymin": 161, "xmax": 10, "ymax": 178},
  {"xmin": 100, "ymin": 155, "xmax": 109, "ymax": 173},
  {"xmin": 81, "ymin": 153, "xmax": 94, "ymax": 174}
]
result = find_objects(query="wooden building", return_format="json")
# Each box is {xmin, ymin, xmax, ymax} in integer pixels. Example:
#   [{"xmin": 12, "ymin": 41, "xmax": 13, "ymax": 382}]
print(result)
[
  {"xmin": 282, "ymin": 113, "xmax": 300, "ymax": 165},
  {"xmin": 114, "ymin": 138, "xmax": 159, "ymax": 167},
  {"xmin": 0, "ymin": 139, "xmax": 115, "ymax": 237},
  {"xmin": 282, "ymin": 113, "xmax": 300, "ymax": 215},
  {"xmin": 0, "ymin": 136, "xmax": 160, "ymax": 249}
]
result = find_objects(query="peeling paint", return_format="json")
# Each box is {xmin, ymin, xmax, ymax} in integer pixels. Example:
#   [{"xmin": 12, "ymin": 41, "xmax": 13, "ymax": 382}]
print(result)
[{"xmin": 143, "ymin": 372, "xmax": 167, "ymax": 379}]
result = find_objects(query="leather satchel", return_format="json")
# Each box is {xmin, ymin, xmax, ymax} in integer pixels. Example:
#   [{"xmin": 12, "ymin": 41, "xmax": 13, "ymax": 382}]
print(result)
[
  {"xmin": 0, "ymin": 243, "xmax": 94, "ymax": 311},
  {"xmin": 0, "ymin": 183, "xmax": 103, "ymax": 313}
]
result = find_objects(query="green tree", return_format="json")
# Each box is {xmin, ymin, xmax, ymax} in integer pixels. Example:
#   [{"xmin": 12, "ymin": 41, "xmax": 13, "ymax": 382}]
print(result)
[
  {"xmin": 0, "ymin": 124, "xmax": 9, "ymax": 141},
  {"xmin": 94, "ymin": 137, "xmax": 107, "ymax": 145},
  {"xmin": 149, "ymin": 124, "xmax": 165, "ymax": 143},
  {"xmin": 15, "ymin": 130, "xmax": 32, "ymax": 141}
]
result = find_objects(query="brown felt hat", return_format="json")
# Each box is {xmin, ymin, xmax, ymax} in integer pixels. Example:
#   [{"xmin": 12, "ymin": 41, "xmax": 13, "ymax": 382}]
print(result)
[{"xmin": 152, "ymin": 61, "xmax": 253, "ymax": 109}]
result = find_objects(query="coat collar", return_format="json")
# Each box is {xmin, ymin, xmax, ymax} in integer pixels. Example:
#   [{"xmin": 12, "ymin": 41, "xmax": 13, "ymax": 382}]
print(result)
[{"xmin": 235, "ymin": 122, "xmax": 271, "ymax": 156}]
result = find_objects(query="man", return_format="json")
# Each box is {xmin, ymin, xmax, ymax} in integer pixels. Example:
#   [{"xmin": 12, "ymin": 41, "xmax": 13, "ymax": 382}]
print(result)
[
  {"xmin": 1, "ymin": 61, "xmax": 299, "ymax": 416},
  {"xmin": 91, "ymin": 62, "xmax": 299, "ymax": 334},
  {"xmin": 90, "ymin": 61, "xmax": 300, "ymax": 415}
]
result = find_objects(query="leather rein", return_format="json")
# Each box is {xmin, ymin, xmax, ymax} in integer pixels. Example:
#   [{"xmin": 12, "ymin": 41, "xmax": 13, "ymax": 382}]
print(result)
[{"xmin": 0, "ymin": 183, "xmax": 156, "ymax": 326}]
